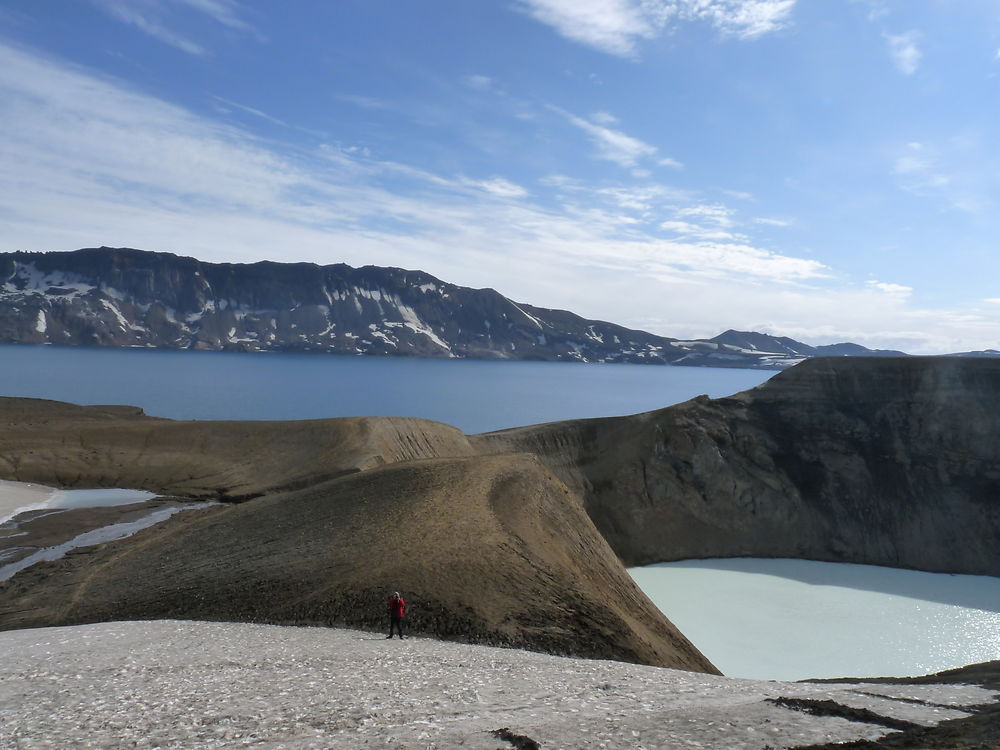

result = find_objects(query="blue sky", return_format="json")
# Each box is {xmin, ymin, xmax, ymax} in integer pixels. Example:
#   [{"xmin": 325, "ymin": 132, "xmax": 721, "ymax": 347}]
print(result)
[{"xmin": 1, "ymin": 0, "xmax": 999, "ymax": 353}]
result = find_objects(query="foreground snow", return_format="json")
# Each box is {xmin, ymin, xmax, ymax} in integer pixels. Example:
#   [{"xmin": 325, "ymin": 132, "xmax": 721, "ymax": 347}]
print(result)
[{"xmin": 0, "ymin": 621, "xmax": 993, "ymax": 749}]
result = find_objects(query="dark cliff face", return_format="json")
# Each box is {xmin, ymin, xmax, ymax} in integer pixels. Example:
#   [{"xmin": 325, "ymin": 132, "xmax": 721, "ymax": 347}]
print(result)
[
  {"xmin": 474, "ymin": 357, "xmax": 1000, "ymax": 576},
  {"xmin": 0, "ymin": 247, "xmax": 910, "ymax": 368}
]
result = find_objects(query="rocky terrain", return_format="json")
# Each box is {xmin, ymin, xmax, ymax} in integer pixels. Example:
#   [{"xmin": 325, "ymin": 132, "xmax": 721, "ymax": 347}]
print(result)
[
  {"xmin": 0, "ymin": 356, "xmax": 998, "ymax": 671},
  {"xmin": 475, "ymin": 356, "xmax": 1000, "ymax": 576},
  {"xmin": 0, "ymin": 397, "xmax": 711, "ymax": 672},
  {"xmin": 1, "ymin": 356, "xmax": 999, "ymax": 747},
  {"xmin": 1, "ymin": 620, "xmax": 996, "ymax": 750},
  {"xmin": 0, "ymin": 247, "xmax": 913, "ymax": 368}
]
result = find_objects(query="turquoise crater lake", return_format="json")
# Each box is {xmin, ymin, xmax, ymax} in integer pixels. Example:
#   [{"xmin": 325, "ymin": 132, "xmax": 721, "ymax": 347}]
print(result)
[{"xmin": 631, "ymin": 559, "xmax": 1000, "ymax": 681}]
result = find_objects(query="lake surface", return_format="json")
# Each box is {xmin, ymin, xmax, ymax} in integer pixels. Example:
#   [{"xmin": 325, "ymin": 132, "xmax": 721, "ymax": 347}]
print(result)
[
  {"xmin": 0, "ymin": 344, "xmax": 773, "ymax": 432},
  {"xmin": 631, "ymin": 559, "xmax": 1000, "ymax": 681}
]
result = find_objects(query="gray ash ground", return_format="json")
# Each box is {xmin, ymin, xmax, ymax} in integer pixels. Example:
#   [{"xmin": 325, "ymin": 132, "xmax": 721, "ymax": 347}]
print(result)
[{"xmin": 1, "ymin": 621, "xmax": 995, "ymax": 749}]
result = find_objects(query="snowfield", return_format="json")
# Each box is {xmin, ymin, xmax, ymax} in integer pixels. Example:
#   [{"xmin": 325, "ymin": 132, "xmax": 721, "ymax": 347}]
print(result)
[{"xmin": 0, "ymin": 620, "xmax": 993, "ymax": 749}]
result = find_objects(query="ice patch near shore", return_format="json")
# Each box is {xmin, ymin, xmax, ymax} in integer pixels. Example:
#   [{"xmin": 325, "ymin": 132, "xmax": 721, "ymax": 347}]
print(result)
[
  {"xmin": 0, "ymin": 485, "xmax": 157, "ymax": 525},
  {"xmin": 0, "ymin": 502, "xmax": 215, "ymax": 582}
]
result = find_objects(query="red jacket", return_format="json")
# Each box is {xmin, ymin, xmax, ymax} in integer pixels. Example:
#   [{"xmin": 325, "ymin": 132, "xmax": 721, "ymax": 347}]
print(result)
[{"xmin": 388, "ymin": 597, "xmax": 405, "ymax": 618}]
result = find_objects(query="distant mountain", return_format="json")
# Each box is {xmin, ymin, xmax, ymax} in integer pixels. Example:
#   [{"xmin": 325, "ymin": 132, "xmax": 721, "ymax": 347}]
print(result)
[
  {"xmin": 0, "ymin": 247, "xmax": 920, "ymax": 369},
  {"xmin": 710, "ymin": 329, "xmax": 907, "ymax": 359},
  {"xmin": 945, "ymin": 349, "xmax": 1000, "ymax": 358}
]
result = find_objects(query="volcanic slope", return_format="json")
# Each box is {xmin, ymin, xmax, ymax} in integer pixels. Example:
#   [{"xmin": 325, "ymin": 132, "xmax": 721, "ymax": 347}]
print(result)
[
  {"xmin": 0, "ymin": 397, "xmax": 712, "ymax": 672},
  {"xmin": 473, "ymin": 356, "xmax": 1000, "ymax": 576}
]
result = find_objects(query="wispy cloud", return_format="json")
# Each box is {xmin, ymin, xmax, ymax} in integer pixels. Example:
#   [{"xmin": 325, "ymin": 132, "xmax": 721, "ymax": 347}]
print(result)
[
  {"xmin": 562, "ymin": 111, "xmax": 656, "ymax": 167},
  {"xmin": 753, "ymin": 217, "xmax": 793, "ymax": 227},
  {"xmin": 335, "ymin": 94, "xmax": 392, "ymax": 111},
  {"xmin": 553, "ymin": 107, "xmax": 682, "ymax": 170},
  {"xmin": 675, "ymin": 203, "xmax": 735, "ymax": 226},
  {"xmin": 213, "ymin": 96, "xmax": 288, "ymax": 127},
  {"xmin": 175, "ymin": 0, "xmax": 251, "ymax": 31},
  {"xmin": 867, "ymin": 280, "xmax": 912, "ymax": 297},
  {"xmin": 851, "ymin": 0, "xmax": 890, "ymax": 22},
  {"xmin": 516, "ymin": 0, "xmax": 797, "ymax": 57},
  {"xmin": 463, "ymin": 177, "xmax": 529, "ymax": 199},
  {"xmin": 891, "ymin": 140, "xmax": 995, "ymax": 214},
  {"xmin": 92, "ymin": 0, "xmax": 254, "ymax": 55},
  {"xmin": 94, "ymin": 0, "xmax": 206, "ymax": 55},
  {"xmin": 3, "ymin": 41, "xmax": 997, "ymax": 354},
  {"xmin": 885, "ymin": 30, "xmax": 921, "ymax": 75},
  {"xmin": 463, "ymin": 74, "xmax": 494, "ymax": 91}
]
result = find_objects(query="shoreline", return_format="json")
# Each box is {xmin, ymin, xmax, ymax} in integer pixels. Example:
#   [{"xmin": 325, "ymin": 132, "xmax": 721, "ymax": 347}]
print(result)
[{"xmin": 0, "ymin": 479, "xmax": 58, "ymax": 523}]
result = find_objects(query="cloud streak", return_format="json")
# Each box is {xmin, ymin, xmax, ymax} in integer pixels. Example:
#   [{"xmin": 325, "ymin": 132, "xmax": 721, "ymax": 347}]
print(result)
[
  {"xmin": 554, "ymin": 107, "xmax": 682, "ymax": 170},
  {"xmin": 517, "ymin": 0, "xmax": 797, "ymax": 56},
  {"xmin": 92, "ymin": 0, "xmax": 254, "ymax": 55}
]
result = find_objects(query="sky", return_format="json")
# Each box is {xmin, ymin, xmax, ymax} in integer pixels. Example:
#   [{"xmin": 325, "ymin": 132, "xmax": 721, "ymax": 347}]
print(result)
[{"xmin": 1, "ymin": 1, "xmax": 999, "ymax": 354}]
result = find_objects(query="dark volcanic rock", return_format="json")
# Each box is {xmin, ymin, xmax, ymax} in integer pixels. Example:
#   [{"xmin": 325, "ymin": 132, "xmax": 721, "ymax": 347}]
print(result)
[{"xmin": 474, "ymin": 357, "xmax": 1000, "ymax": 576}]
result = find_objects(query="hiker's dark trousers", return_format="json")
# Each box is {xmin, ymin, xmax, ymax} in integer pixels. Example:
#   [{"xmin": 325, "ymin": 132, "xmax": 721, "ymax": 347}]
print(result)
[{"xmin": 388, "ymin": 616, "xmax": 404, "ymax": 638}]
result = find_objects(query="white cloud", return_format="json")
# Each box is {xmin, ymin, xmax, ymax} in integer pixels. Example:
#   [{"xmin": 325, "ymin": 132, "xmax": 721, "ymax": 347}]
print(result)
[
  {"xmin": 867, "ymin": 280, "xmax": 913, "ymax": 297},
  {"xmin": 658, "ymin": 156, "xmax": 683, "ymax": 169},
  {"xmin": 675, "ymin": 203, "xmax": 735, "ymax": 227},
  {"xmin": 464, "ymin": 177, "xmax": 529, "ymax": 199},
  {"xmin": 516, "ymin": 0, "xmax": 797, "ymax": 56},
  {"xmin": 984, "ymin": 298, "xmax": 1000, "ymax": 304},
  {"xmin": 516, "ymin": 0, "xmax": 653, "ymax": 56},
  {"xmin": 2, "ymin": 41, "xmax": 998, "ymax": 354},
  {"xmin": 885, "ymin": 31, "xmax": 921, "ymax": 75},
  {"xmin": 659, "ymin": 220, "xmax": 743, "ymax": 242},
  {"xmin": 693, "ymin": 0, "xmax": 797, "ymax": 39},
  {"xmin": 554, "ymin": 108, "xmax": 682, "ymax": 170},
  {"xmin": 753, "ymin": 217, "xmax": 793, "ymax": 227},
  {"xmin": 559, "ymin": 110, "xmax": 657, "ymax": 167}
]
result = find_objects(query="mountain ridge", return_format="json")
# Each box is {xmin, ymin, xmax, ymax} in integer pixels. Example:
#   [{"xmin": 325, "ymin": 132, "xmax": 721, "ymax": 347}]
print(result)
[{"xmin": 0, "ymin": 247, "xmax": 985, "ymax": 368}]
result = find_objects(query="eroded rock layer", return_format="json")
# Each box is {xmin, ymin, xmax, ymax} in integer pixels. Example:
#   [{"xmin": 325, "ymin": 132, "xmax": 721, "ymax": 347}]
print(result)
[{"xmin": 474, "ymin": 357, "xmax": 1000, "ymax": 575}]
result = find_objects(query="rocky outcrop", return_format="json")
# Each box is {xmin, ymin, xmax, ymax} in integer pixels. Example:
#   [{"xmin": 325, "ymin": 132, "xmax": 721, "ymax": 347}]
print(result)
[
  {"xmin": 0, "ymin": 397, "xmax": 713, "ymax": 672},
  {"xmin": 0, "ymin": 396, "xmax": 474, "ymax": 499},
  {"xmin": 474, "ymin": 357, "xmax": 1000, "ymax": 576},
  {"xmin": 0, "ymin": 247, "xmax": 916, "ymax": 368}
]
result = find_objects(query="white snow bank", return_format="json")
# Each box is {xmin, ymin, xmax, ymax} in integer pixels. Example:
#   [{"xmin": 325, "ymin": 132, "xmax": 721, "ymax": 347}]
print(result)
[{"xmin": 0, "ymin": 620, "xmax": 992, "ymax": 750}]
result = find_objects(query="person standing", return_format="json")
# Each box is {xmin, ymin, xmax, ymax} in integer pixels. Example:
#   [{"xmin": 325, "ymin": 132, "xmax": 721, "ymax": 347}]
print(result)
[{"xmin": 386, "ymin": 591, "xmax": 406, "ymax": 639}]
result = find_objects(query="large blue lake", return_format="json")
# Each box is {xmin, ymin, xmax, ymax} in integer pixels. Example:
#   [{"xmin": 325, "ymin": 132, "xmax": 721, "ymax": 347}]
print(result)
[{"xmin": 0, "ymin": 344, "xmax": 772, "ymax": 432}]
